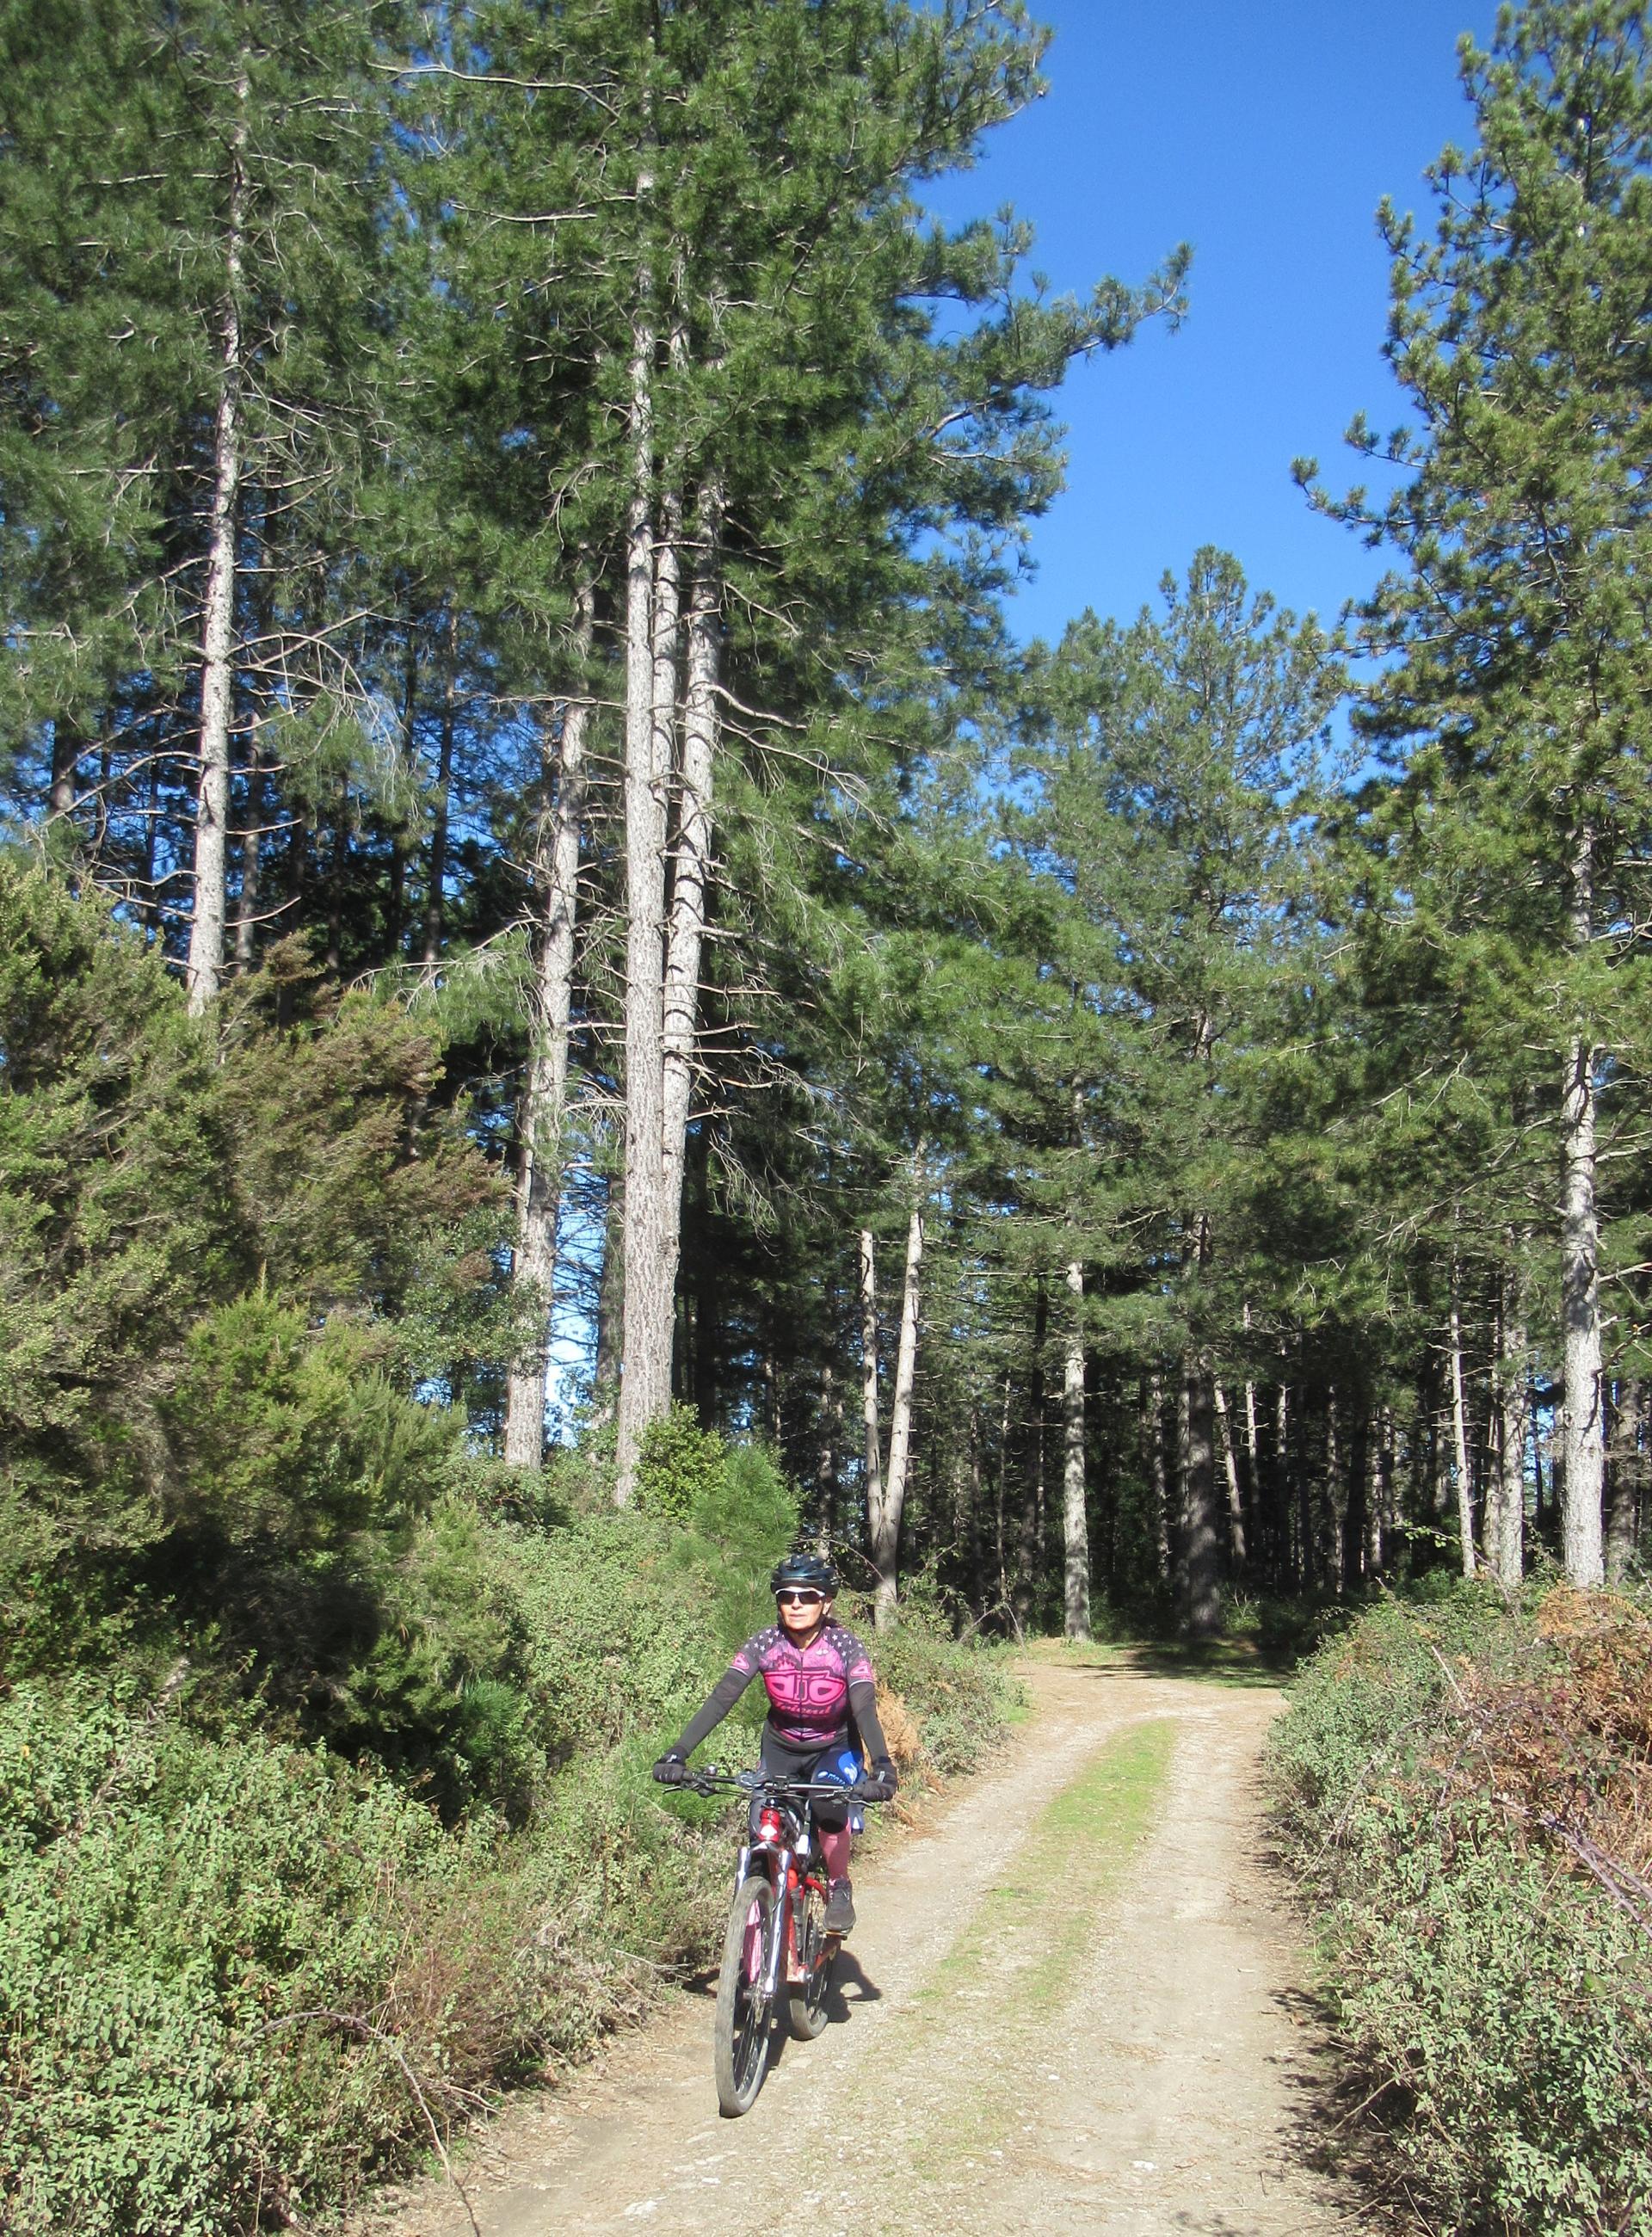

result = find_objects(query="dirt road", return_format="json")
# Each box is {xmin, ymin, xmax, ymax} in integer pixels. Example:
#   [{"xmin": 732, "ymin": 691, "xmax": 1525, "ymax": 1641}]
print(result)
[{"xmin": 365, "ymin": 1651, "xmax": 1364, "ymax": 2237}]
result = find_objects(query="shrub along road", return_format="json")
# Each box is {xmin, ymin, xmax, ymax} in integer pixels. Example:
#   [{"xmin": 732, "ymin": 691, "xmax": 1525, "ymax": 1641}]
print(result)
[{"xmin": 361, "ymin": 1650, "xmax": 1364, "ymax": 2237}]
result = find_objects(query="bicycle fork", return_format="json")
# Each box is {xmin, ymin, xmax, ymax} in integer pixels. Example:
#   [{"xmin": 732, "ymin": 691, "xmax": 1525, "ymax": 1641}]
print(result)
[{"xmin": 736, "ymin": 1843, "xmax": 803, "ymax": 2000}]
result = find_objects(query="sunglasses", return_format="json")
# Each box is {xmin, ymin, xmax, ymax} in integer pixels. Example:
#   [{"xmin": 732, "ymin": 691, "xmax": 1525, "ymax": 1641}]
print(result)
[{"xmin": 775, "ymin": 1588, "xmax": 825, "ymax": 1606}]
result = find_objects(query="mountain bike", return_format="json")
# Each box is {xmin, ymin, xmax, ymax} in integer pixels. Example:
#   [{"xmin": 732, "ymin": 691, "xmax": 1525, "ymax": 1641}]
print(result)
[{"xmin": 681, "ymin": 1767, "xmax": 877, "ymax": 2117}]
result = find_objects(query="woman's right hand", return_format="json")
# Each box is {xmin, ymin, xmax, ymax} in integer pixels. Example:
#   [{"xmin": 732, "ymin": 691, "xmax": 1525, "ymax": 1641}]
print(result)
[{"xmin": 653, "ymin": 1751, "xmax": 688, "ymax": 1786}]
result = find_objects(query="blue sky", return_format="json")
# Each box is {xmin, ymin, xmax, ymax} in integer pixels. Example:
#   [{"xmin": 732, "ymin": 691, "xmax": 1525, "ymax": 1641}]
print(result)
[{"xmin": 925, "ymin": 0, "xmax": 1498, "ymax": 644}]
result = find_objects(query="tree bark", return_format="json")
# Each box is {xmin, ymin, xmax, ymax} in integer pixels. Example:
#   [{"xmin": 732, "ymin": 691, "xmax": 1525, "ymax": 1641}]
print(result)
[
  {"xmin": 1242, "ymin": 1302, "xmax": 1260, "ymax": 1488},
  {"xmin": 502, "ymin": 589, "xmax": 594, "ymax": 1467},
  {"xmin": 48, "ymin": 720, "xmax": 78, "ymax": 823},
  {"xmin": 965, "ymin": 1406, "xmax": 986, "ymax": 1613},
  {"xmin": 1018, "ymin": 1279, "xmax": 1048, "ymax": 1626},
  {"xmin": 690, "ymin": 1131, "xmax": 718, "ymax": 1426},
  {"xmin": 1606, "ymin": 1377, "xmax": 1641, "ymax": 1584},
  {"xmin": 1180, "ymin": 1354, "xmax": 1221, "ymax": 1636},
  {"xmin": 1560, "ymin": 824, "xmax": 1606, "ymax": 1585},
  {"xmin": 995, "ymin": 1361, "xmax": 1013, "ymax": 1616},
  {"xmin": 1369, "ymin": 1405, "xmax": 1394, "ymax": 1576},
  {"xmin": 1341, "ymin": 1398, "xmax": 1368, "ymax": 1593},
  {"xmin": 859, "ymin": 1226, "xmax": 885, "ymax": 1580},
  {"xmin": 1213, "ymin": 1382, "xmax": 1247, "ymax": 1569},
  {"xmin": 657, "ymin": 476, "xmax": 724, "ymax": 1335},
  {"xmin": 592, "ymin": 1171, "xmax": 624, "ymax": 1419},
  {"xmin": 233, "ymin": 742, "xmax": 264, "ymax": 972},
  {"xmin": 1487, "ymin": 1253, "xmax": 1527, "ymax": 1587},
  {"xmin": 615, "ymin": 287, "xmax": 672, "ymax": 1503},
  {"xmin": 185, "ymin": 75, "xmax": 247, "ymax": 1015},
  {"xmin": 1147, "ymin": 1371, "xmax": 1171, "ymax": 1587},
  {"xmin": 816, "ymin": 1356, "xmax": 840, "ymax": 1553},
  {"xmin": 1448, "ymin": 1268, "xmax": 1476, "ymax": 1579},
  {"xmin": 873, "ymin": 1199, "xmax": 924, "ymax": 1632},
  {"xmin": 1062, "ymin": 1260, "xmax": 1091, "ymax": 1640}
]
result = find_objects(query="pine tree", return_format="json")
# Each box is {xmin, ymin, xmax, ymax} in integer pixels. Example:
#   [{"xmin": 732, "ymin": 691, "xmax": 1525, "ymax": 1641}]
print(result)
[
  {"xmin": 0, "ymin": 0, "xmax": 401, "ymax": 993},
  {"xmin": 1305, "ymin": 0, "xmax": 1652, "ymax": 1585},
  {"xmin": 1013, "ymin": 550, "xmax": 1344, "ymax": 1632}
]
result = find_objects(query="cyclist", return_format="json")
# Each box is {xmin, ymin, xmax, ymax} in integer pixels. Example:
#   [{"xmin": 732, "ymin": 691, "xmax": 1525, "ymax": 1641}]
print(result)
[{"xmin": 652, "ymin": 1552, "xmax": 897, "ymax": 1935}]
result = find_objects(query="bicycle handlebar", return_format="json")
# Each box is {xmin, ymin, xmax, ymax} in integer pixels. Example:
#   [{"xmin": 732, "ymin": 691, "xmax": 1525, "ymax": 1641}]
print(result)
[{"xmin": 681, "ymin": 1765, "xmax": 884, "ymax": 1803}]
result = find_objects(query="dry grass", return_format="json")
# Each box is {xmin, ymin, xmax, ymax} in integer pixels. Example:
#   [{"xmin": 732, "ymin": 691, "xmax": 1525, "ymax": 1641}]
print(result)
[{"xmin": 1427, "ymin": 1589, "xmax": 1652, "ymax": 1912}]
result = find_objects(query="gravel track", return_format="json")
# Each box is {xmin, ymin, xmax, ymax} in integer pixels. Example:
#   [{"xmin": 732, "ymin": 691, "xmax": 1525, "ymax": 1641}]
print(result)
[{"xmin": 361, "ymin": 1653, "xmax": 1365, "ymax": 2237}]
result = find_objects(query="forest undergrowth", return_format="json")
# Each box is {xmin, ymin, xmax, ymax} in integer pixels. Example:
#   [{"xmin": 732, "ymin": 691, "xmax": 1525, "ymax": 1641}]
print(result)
[
  {"xmin": 0, "ymin": 871, "xmax": 1014, "ymax": 2236},
  {"xmin": 1270, "ymin": 1584, "xmax": 1652, "ymax": 2236},
  {"xmin": 0, "ymin": 1452, "xmax": 1013, "ymax": 2237}
]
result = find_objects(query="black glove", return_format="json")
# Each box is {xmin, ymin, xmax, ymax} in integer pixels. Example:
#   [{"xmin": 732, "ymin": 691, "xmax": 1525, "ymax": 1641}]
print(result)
[
  {"xmin": 653, "ymin": 1750, "xmax": 688, "ymax": 1787},
  {"xmin": 851, "ymin": 1757, "xmax": 897, "ymax": 1803}
]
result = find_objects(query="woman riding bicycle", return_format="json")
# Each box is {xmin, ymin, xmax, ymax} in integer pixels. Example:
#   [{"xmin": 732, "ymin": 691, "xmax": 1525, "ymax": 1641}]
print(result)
[{"xmin": 652, "ymin": 1552, "xmax": 897, "ymax": 1935}]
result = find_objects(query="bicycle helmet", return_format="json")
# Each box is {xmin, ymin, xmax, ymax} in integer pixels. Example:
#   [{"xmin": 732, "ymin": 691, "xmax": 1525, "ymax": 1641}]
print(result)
[{"xmin": 769, "ymin": 1550, "xmax": 838, "ymax": 1597}]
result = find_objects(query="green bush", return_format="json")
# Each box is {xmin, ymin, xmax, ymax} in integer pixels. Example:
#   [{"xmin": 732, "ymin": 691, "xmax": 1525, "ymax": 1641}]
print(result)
[
  {"xmin": 1270, "ymin": 1588, "xmax": 1652, "ymax": 2235},
  {"xmin": 0, "ymin": 1390, "xmax": 1014, "ymax": 2234},
  {"xmin": 0, "ymin": 1674, "xmax": 479, "ymax": 2237},
  {"xmin": 672, "ymin": 1443, "xmax": 802, "ymax": 1655},
  {"xmin": 633, "ymin": 1404, "xmax": 728, "ymax": 1521},
  {"xmin": 0, "ymin": 1476, "xmax": 784, "ymax": 2237}
]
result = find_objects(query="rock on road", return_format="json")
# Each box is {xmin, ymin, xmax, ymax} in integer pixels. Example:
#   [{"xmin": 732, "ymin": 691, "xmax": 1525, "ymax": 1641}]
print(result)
[{"xmin": 361, "ymin": 1651, "xmax": 1365, "ymax": 2237}]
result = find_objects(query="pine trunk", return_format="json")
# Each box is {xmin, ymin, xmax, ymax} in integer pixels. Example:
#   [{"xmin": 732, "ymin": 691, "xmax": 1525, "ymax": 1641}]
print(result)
[
  {"xmin": 874, "ymin": 1200, "xmax": 924, "ymax": 1632},
  {"xmin": 859, "ymin": 1227, "xmax": 886, "ymax": 1587},
  {"xmin": 1147, "ymin": 1371, "xmax": 1171, "ymax": 1585},
  {"xmin": 615, "ymin": 299, "xmax": 671, "ymax": 1503},
  {"xmin": 593, "ymin": 1173, "xmax": 624, "ymax": 1416},
  {"xmin": 1180, "ymin": 1354, "xmax": 1221, "ymax": 1636},
  {"xmin": 1018, "ymin": 1281, "xmax": 1048, "ymax": 1625},
  {"xmin": 995, "ymin": 1363, "xmax": 1013, "ymax": 1617},
  {"xmin": 233, "ymin": 743, "xmax": 263, "ymax": 971},
  {"xmin": 185, "ymin": 81, "xmax": 246, "ymax": 1016},
  {"xmin": 1062, "ymin": 1260, "xmax": 1090, "ymax": 1639},
  {"xmin": 816, "ymin": 1357, "xmax": 840, "ymax": 1552},
  {"xmin": 1561, "ymin": 1074, "xmax": 1606, "ymax": 1578},
  {"xmin": 502, "ymin": 589, "xmax": 594, "ymax": 1467},
  {"xmin": 1213, "ymin": 1382, "xmax": 1247, "ymax": 1568},
  {"xmin": 1448, "ymin": 1273, "xmax": 1476, "ymax": 1579},
  {"xmin": 1487, "ymin": 1255, "xmax": 1527, "ymax": 1587},
  {"xmin": 657, "ymin": 477, "xmax": 724, "ymax": 1334},
  {"xmin": 48, "ymin": 721, "xmax": 78, "ymax": 823},
  {"xmin": 1606, "ymin": 1379, "xmax": 1641, "ymax": 1584}
]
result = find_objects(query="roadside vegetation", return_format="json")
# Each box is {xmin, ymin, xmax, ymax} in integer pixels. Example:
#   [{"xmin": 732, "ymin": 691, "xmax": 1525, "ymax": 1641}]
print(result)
[
  {"xmin": 2, "ymin": 1439, "xmax": 1010, "ymax": 2237},
  {"xmin": 1270, "ymin": 1586, "xmax": 1652, "ymax": 2236},
  {"xmin": 0, "ymin": 872, "xmax": 1013, "ymax": 2235}
]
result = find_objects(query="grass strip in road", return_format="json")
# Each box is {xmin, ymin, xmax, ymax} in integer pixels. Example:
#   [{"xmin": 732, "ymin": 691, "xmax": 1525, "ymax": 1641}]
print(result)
[{"xmin": 921, "ymin": 1715, "xmax": 1178, "ymax": 2016}]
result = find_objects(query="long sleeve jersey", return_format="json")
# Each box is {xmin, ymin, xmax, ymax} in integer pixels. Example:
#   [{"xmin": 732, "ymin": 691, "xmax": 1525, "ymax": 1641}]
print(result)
[{"xmin": 674, "ymin": 1621, "xmax": 891, "ymax": 1765}]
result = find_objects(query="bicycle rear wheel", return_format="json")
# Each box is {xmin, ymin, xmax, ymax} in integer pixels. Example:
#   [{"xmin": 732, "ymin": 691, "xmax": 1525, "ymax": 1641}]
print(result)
[
  {"xmin": 713, "ymin": 1872, "xmax": 778, "ymax": 2116},
  {"xmin": 786, "ymin": 1880, "xmax": 835, "ymax": 2042}
]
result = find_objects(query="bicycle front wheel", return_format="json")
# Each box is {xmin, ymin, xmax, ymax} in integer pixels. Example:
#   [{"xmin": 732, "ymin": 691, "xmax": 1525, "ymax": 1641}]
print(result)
[
  {"xmin": 713, "ymin": 1872, "xmax": 778, "ymax": 2117},
  {"xmin": 786, "ymin": 1879, "xmax": 834, "ymax": 2042}
]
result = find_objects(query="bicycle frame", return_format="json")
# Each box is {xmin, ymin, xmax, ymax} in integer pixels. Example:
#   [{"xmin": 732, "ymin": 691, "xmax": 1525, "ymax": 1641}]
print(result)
[{"xmin": 689, "ymin": 1769, "xmax": 847, "ymax": 1994}]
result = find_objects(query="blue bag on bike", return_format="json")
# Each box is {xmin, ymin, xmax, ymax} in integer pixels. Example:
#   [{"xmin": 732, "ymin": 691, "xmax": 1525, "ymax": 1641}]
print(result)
[{"xmin": 814, "ymin": 1746, "xmax": 866, "ymax": 1833}]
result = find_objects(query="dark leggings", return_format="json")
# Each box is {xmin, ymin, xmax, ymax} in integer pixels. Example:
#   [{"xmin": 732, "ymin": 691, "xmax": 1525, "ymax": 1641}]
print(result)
[{"xmin": 757, "ymin": 1727, "xmax": 854, "ymax": 1879}]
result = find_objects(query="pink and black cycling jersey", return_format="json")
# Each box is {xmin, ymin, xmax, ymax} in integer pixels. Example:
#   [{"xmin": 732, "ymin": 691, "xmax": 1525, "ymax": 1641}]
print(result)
[{"xmin": 673, "ymin": 1621, "xmax": 888, "ymax": 1761}]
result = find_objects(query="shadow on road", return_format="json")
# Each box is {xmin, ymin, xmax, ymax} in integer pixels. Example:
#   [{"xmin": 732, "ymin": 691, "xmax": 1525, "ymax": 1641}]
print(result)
[
  {"xmin": 1267, "ymin": 1973, "xmax": 1394, "ymax": 2227},
  {"xmin": 823, "ymin": 1946, "xmax": 881, "ymax": 2024},
  {"xmin": 1029, "ymin": 1642, "xmax": 1297, "ymax": 1688}
]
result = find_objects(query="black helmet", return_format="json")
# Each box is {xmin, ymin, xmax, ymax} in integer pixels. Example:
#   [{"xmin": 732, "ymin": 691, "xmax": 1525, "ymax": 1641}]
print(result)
[{"xmin": 770, "ymin": 1550, "xmax": 837, "ymax": 1597}]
